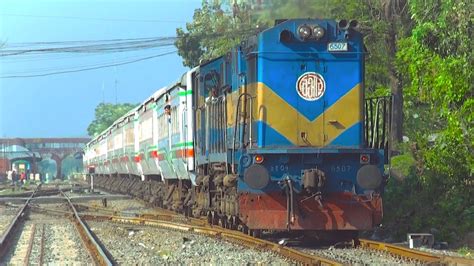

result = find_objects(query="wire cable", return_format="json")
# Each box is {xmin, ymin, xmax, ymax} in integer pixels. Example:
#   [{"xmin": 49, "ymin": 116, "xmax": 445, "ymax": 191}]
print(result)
[
  {"xmin": 0, "ymin": 13, "xmax": 187, "ymax": 23},
  {"xmin": 2, "ymin": 49, "xmax": 175, "ymax": 74},
  {"xmin": 0, "ymin": 51, "xmax": 177, "ymax": 78},
  {"xmin": 1, "ymin": 28, "xmax": 258, "ymax": 57}
]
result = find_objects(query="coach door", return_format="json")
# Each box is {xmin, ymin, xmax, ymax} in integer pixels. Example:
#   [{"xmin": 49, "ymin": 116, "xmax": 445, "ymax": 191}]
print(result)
[{"xmin": 295, "ymin": 60, "xmax": 326, "ymax": 147}]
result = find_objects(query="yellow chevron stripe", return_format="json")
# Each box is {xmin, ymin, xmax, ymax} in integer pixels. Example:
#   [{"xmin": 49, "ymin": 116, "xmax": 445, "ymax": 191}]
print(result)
[{"xmin": 226, "ymin": 82, "xmax": 362, "ymax": 147}]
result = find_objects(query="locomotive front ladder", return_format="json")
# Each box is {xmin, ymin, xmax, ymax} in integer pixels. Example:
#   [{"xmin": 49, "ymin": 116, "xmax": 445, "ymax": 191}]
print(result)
[{"xmin": 231, "ymin": 92, "xmax": 254, "ymax": 174}]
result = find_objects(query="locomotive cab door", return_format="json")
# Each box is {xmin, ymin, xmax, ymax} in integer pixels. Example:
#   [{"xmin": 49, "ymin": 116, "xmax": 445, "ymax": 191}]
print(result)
[{"xmin": 295, "ymin": 60, "xmax": 326, "ymax": 147}]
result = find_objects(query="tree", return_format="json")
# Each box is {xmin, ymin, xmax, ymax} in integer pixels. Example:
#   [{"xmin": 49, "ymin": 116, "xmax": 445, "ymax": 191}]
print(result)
[
  {"xmin": 385, "ymin": 0, "xmax": 473, "ymax": 242},
  {"xmin": 397, "ymin": 0, "xmax": 472, "ymax": 179},
  {"xmin": 329, "ymin": 0, "xmax": 412, "ymax": 146},
  {"xmin": 175, "ymin": 1, "xmax": 257, "ymax": 67},
  {"xmin": 252, "ymin": 0, "xmax": 332, "ymax": 23},
  {"xmin": 87, "ymin": 103, "xmax": 137, "ymax": 137}
]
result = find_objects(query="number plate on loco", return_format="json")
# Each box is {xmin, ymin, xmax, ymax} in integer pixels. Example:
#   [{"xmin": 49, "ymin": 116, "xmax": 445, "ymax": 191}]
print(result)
[{"xmin": 328, "ymin": 42, "xmax": 348, "ymax": 52}]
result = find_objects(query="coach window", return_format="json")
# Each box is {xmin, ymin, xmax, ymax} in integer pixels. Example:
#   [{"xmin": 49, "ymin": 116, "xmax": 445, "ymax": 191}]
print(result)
[{"xmin": 164, "ymin": 104, "xmax": 171, "ymax": 116}]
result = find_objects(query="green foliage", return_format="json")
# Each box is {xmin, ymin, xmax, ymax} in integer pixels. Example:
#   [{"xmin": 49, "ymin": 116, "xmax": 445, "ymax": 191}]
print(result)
[
  {"xmin": 175, "ymin": 1, "xmax": 257, "ymax": 67},
  {"xmin": 457, "ymin": 246, "xmax": 474, "ymax": 259},
  {"xmin": 391, "ymin": 153, "xmax": 415, "ymax": 177},
  {"xmin": 87, "ymin": 103, "xmax": 137, "ymax": 137},
  {"xmin": 253, "ymin": 0, "xmax": 332, "ymax": 24},
  {"xmin": 383, "ymin": 0, "xmax": 473, "ymax": 243}
]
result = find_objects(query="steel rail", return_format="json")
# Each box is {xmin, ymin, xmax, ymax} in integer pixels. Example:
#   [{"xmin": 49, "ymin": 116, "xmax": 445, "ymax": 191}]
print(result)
[
  {"xmin": 60, "ymin": 191, "xmax": 113, "ymax": 266},
  {"xmin": 0, "ymin": 185, "xmax": 40, "ymax": 257},
  {"xmin": 359, "ymin": 238, "xmax": 474, "ymax": 265},
  {"xmin": 73, "ymin": 197, "xmax": 473, "ymax": 265},
  {"xmin": 39, "ymin": 224, "xmax": 45, "ymax": 265},
  {"xmin": 24, "ymin": 224, "xmax": 36, "ymax": 266},
  {"xmin": 74, "ymin": 203, "xmax": 207, "ymax": 226},
  {"xmin": 81, "ymin": 213, "xmax": 339, "ymax": 266}
]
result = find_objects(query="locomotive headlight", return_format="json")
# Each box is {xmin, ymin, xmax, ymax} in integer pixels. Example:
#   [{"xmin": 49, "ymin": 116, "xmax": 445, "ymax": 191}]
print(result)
[
  {"xmin": 298, "ymin": 25, "xmax": 312, "ymax": 40},
  {"xmin": 356, "ymin": 165, "xmax": 382, "ymax": 190},
  {"xmin": 313, "ymin": 26, "xmax": 325, "ymax": 40}
]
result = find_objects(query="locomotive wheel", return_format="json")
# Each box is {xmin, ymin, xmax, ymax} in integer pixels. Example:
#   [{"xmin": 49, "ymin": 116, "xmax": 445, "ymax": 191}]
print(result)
[
  {"xmin": 240, "ymin": 225, "xmax": 249, "ymax": 234},
  {"xmin": 226, "ymin": 217, "xmax": 233, "ymax": 229},
  {"xmin": 248, "ymin": 229, "xmax": 262, "ymax": 238},
  {"xmin": 211, "ymin": 211, "xmax": 219, "ymax": 225},
  {"xmin": 207, "ymin": 211, "xmax": 213, "ymax": 224},
  {"xmin": 231, "ymin": 216, "xmax": 238, "ymax": 230},
  {"xmin": 218, "ymin": 216, "xmax": 227, "ymax": 228},
  {"xmin": 184, "ymin": 206, "xmax": 192, "ymax": 217}
]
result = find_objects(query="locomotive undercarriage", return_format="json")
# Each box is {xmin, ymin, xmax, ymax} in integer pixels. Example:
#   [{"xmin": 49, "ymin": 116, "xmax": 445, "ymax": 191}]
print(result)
[{"xmin": 90, "ymin": 164, "xmax": 256, "ymax": 234}]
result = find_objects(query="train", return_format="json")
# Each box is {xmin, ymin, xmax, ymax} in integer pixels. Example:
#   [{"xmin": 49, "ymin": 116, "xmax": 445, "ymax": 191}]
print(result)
[{"xmin": 84, "ymin": 18, "xmax": 391, "ymax": 237}]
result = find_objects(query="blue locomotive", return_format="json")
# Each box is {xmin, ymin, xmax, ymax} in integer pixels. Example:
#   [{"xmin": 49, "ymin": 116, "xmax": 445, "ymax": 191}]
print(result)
[{"xmin": 85, "ymin": 18, "xmax": 390, "ymax": 236}]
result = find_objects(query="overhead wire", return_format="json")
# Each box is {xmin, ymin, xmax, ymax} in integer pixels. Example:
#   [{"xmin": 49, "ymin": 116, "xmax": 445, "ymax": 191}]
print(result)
[
  {"xmin": 0, "ymin": 50, "xmax": 177, "ymax": 78},
  {"xmin": 0, "ymin": 28, "xmax": 259, "ymax": 78},
  {"xmin": 0, "ymin": 13, "xmax": 187, "ymax": 24},
  {"xmin": 2, "ymin": 48, "xmax": 175, "ymax": 74},
  {"xmin": 5, "ymin": 37, "xmax": 167, "ymax": 48},
  {"xmin": 0, "ymin": 47, "xmax": 169, "ymax": 63},
  {"xmin": 0, "ymin": 37, "xmax": 178, "ymax": 57},
  {"xmin": 1, "ymin": 28, "xmax": 258, "ymax": 57}
]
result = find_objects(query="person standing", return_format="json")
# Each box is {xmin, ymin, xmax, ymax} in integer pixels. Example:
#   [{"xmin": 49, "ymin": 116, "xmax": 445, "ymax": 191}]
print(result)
[
  {"xmin": 11, "ymin": 170, "xmax": 17, "ymax": 189},
  {"xmin": 20, "ymin": 172, "xmax": 25, "ymax": 185}
]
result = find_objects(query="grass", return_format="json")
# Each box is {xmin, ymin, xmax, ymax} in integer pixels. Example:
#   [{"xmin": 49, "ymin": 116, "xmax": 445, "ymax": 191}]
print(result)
[{"xmin": 457, "ymin": 246, "xmax": 473, "ymax": 259}]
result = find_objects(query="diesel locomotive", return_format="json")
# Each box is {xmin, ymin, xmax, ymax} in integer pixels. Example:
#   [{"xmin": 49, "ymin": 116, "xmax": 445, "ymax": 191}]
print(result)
[{"xmin": 84, "ymin": 19, "xmax": 391, "ymax": 236}]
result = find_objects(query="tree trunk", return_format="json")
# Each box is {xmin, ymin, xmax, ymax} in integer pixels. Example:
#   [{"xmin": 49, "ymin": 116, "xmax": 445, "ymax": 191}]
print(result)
[
  {"xmin": 383, "ymin": 0, "xmax": 405, "ymax": 148},
  {"xmin": 387, "ymin": 25, "xmax": 403, "ymax": 147}
]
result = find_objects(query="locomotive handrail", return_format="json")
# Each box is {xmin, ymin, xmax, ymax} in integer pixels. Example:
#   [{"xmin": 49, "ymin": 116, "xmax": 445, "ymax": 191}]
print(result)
[
  {"xmin": 371, "ymin": 98, "xmax": 382, "ymax": 149},
  {"xmin": 232, "ymin": 92, "xmax": 253, "ymax": 174}
]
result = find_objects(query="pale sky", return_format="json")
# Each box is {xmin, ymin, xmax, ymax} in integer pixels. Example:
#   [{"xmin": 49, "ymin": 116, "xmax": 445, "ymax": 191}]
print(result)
[{"xmin": 0, "ymin": 0, "xmax": 201, "ymax": 137}]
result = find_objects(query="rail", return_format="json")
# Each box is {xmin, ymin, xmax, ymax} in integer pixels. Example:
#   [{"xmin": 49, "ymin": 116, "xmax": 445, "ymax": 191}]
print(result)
[
  {"xmin": 60, "ymin": 191, "xmax": 113, "ymax": 266},
  {"xmin": 79, "ymin": 205, "xmax": 474, "ymax": 265},
  {"xmin": 359, "ymin": 238, "xmax": 474, "ymax": 265},
  {"xmin": 0, "ymin": 185, "xmax": 40, "ymax": 257},
  {"xmin": 80, "ymin": 213, "xmax": 339, "ymax": 266},
  {"xmin": 53, "ymin": 202, "xmax": 474, "ymax": 265},
  {"xmin": 27, "ymin": 197, "xmax": 474, "ymax": 265}
]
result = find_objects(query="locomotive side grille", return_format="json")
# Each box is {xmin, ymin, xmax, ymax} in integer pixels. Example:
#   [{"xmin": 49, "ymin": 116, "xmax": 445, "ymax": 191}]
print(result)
[{"xmin": 206, "ymin": 96, "xmax": 227, "ymax": 154}]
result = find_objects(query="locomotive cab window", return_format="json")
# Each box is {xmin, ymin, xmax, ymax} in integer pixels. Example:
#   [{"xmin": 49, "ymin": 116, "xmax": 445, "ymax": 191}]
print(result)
[{"xmin": 204, "ymin": 70, "xmax": 220, "ymax": 97}]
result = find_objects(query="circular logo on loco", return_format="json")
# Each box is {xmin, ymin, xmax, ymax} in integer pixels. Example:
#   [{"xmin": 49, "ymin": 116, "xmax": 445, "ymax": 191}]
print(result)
[{"xmin": 296, "ymin": 72, "xmax": 325, "ymax": 101}]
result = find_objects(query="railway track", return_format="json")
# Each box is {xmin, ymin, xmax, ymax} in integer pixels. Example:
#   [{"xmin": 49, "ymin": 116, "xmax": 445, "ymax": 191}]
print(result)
[
  {"xmin": 0, "ymin": 185, "xmax": 39, "ymax": 257},
  {"xmin": 0, "ymin": 186, "xmax": 113, "ymax": 265},
  {"xmin": 358, "ymin": 238, "xmax": 474, "ymax": 265},
  {"xmin": 12, "ymin": 192, "xmax": 473, "ymax": 265},
  {"xmin": 81, "ymin": 212, "xmax": 335, "ymax": 265},
  {"xmin": 75, "ymin": 200, "xmax": 474, "ymax": 265}
]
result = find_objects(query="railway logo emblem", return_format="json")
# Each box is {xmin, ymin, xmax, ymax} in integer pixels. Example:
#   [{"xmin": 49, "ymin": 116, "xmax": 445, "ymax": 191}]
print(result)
[{"xmin": 296, "ymin": 72, "xmax": 325, "ymax": 101}]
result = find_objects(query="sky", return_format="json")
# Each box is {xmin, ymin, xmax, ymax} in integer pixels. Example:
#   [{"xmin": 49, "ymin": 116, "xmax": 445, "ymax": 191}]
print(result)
[{"xmin": 0, "ymin": 0, "xmax": 202, "ymax": 138}]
